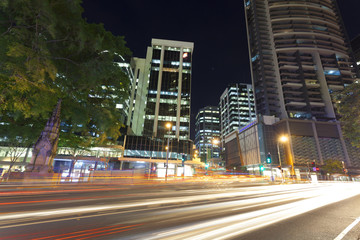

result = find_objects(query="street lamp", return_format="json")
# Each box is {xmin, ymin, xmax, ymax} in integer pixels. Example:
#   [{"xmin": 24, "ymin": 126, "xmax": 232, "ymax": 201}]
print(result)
[
  {"xmin": 194, "ymin": 150, "xmax": 199, "ymax": 159},
  {"xmin": 277, "ymin": 135, "xmax": 288, "ymax": 166},
  {"xmin": 277, "ymin": 135, "xmax": 295, "ymax": 178},
  {"xmin": 277, "ymin": 135, "xmax": 288, "ymax": 182},
  {"xmin": 165, "ymin": 122, "xmax": 172, "ymax": 182}
]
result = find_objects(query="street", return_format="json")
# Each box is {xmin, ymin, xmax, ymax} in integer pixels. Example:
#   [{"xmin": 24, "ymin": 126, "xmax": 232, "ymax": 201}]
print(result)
[{"xmin": 0, "ymin": 180, "xmax": 359, "ymax": 239}]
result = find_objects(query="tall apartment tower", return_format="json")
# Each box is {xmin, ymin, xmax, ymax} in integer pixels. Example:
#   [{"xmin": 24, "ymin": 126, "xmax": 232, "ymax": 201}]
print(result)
[
  {"xmin": 143, "ymin": 39, "xmax": 194, "ymax": 140},
  {"xmin": 219, "ymin": 83, "xmax": 256, "ymax": 145},
  {"xmin": 244, "ymin": 0, "xmax": 358, "ymax": 121},
  {"xmin": 195, "ymin": 106, "xmax": 221, "ymax": 160}
]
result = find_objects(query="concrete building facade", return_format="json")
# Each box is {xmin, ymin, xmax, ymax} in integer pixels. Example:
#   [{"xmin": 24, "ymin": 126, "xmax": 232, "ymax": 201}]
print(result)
[
  {"xmin": 223, "ymin": 0, "xmax": 360, "ymax": 175},
  {"xmin": 245, "ymin": 0, "xmax": 357, "ymax": 120}
]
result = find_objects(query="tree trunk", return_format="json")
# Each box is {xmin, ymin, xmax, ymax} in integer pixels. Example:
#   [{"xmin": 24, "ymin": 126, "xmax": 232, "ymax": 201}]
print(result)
[
  {"xmin": 3, "ymin": 162, "xmax": 16, "ymax": 181},
  {"xmin": 23, "ymin": 147, "xmax": 31, "ymax": 163}
]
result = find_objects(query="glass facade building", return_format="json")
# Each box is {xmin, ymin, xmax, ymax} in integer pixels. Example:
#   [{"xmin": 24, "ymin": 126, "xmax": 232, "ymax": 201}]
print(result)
[
  {"xmin": 123, "ymin": 135, "xmax": 193, "ymax": 160},
  {"xmin": 143, "ymin": 39, "xmax": 194, "ymax": 141},
  {"xmin": 219, "ymin": 83, "xmax": 256, "ymax": 146},
  {"xmin": 195, "ymin": 106, "xmax": 221, "ymax": 161}
]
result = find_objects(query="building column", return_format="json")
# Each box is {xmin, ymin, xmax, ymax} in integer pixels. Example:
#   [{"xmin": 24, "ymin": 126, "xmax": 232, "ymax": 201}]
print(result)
[
  {"xmin": 312, "ymin": 52, "xmax": 336, "ymax": 119},
  {"xmin": 311, "ymin": 121, "xmax": 324, "ymax": 165},
  {"xmin": 153, "ymin": 46, "xmax": 165, "ymax": 137},
  {"xmin": 285, "ymin": 120, "xmax": 296, "ymax": 175},
  {"xmin": 337, "ymin": 122, "xmax": 351, "ymax": 167},
  {"xmin": 176, "ymin": 48, "xmax": 184, "ymax": 139}
]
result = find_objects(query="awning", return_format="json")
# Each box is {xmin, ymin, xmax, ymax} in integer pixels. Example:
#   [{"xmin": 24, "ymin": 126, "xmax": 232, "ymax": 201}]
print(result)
[{"xmin": 118, "ymin": 157, "xmax": 204, "ymax": 166}]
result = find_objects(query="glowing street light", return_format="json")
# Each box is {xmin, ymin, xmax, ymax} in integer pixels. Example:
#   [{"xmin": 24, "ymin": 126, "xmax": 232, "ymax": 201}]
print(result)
[
  {"xmin": 279, "ymin": 135, "xmax": 288, "ymax": 143},
  {"xmin": 277, "ymin": 135, "xmax": 288, "ymax": 167},
  {"xmin": 277, "ymin": 134, "xmax": 295, "ymax": 178},
  {"xmin": 194, "ymin": 150, "xmax": 199, "ymax": 159}
]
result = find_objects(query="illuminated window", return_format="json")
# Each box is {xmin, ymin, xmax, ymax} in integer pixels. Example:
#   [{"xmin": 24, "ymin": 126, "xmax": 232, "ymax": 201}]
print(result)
[{"xmin": 324, "ymin": 69, "xmax": 340, "ymax": 76}]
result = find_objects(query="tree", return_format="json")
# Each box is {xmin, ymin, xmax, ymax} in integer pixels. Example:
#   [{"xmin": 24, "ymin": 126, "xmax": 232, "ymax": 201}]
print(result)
[
  {"xmin": 0, "ymin": 113, "xmax": 44, "ymax": 179},
  {"xmin": 335, "ymin": 82, "xmax": 360, "ymax": 149},
  {"xmin": 322, "ymin": 159, "xmax": 344, "ymax": 174},
  {"xmin": 0, "ymin": 0, "xmax": 131, "ymax": 149}
]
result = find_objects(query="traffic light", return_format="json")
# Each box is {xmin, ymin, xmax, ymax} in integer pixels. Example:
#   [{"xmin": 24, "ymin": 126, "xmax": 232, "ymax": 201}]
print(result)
[
  {"xmin": 182, "ymin": 154, "xmax": 186, "ymax": 166},
  {"xmin": 266, "ymin": 153, "xmax": 272, "ymax": 164},
  {"xmin": 260, "ymin": 165, "xmax": 265, "ymax": 171},
  {"xmin": 205, "ymin": 163, "xmax": 209, "ymax": 169},
  {"xmin": 311, "ymin": 162, "xmax": 316, "ymax": 171},
  {"xmin": 342, "ymin": 161, "xmax": 348, "ymax": 174}
]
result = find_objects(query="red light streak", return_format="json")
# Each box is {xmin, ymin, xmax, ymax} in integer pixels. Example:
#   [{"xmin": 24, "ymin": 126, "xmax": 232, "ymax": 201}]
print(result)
[
  {"xmin": 31, "ymin": 224, "xmax": 142, "ymax": 240},
  {"xmin": 0, "ymin": 194, "xmax": 135, "ymax": 206}
]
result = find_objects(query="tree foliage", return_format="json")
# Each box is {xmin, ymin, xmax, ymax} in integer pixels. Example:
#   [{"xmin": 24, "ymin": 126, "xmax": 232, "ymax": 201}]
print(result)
[
  {"xmin": 0, "ymin": 0, "xmax": 131, "ymax": 146},
  {"xmin": 322, "ymin": 159, "xmax": 344, "ymax": 174},
  {"xmin": 0, "ymin": 113, "xmax": 44, "ymax": 175},
  {"xmin": 335, "ymin": 82, "xmax": 360, "ymax": 149}
]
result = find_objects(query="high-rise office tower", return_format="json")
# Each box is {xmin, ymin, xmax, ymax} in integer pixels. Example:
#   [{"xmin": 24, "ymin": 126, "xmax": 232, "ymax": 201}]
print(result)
[
  {"xmin": 219, "ymin": 83, "xmax": 256, "ymax": 145},
  {"xmin": 114, "ymin": 55, "xmax": 151, "ymax": 136},
  {"xmin": 245, "ymin": 0, "xmax": 358, "ymax": 121},
  {"xmin": 195, "ymin": 106, "xmax": 221, "ymax": 160},
  {"xmin": 143, "ymin": 39, "xmax": 194, "ymax": 140},
  {"xmin": 126, "ymin": 57, "xmax": 150, "ymax": 135},
  {"xmin": 114, "ymin": 54, "xmax": 134, "ymax": 126}
]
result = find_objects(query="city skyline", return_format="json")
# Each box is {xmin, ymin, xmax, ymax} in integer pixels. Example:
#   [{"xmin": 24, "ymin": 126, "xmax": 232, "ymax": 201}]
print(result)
[
  {"xmin": 82, "ymin": 1, "xmax": 360, "ymax": 114},
  {"xmin": 1, "ymin": 2, "xmax": 360, "ymax": 239}
]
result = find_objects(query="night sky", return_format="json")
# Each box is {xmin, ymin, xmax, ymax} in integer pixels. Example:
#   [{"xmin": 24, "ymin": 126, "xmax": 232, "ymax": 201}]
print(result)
[{"xmin": 81, "ymin": 0, "xmax": 360, "ymax": 140}]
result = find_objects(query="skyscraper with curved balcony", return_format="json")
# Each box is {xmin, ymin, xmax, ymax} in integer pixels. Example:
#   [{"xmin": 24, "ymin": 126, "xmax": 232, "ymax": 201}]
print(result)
[
  {"xmin": 245, "ymin": 0, "xmax": 358, "ymax": 121},
  {"xmin": 235, "ymin": 0, "xmax": 360, "ymax": 174}
]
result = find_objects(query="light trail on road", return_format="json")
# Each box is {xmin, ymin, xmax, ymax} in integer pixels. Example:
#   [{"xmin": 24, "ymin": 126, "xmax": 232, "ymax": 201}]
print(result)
[
  {"xmin": 0, "ymin": 182, "xmax": 359, "ymax": 239},
  {"xmin": 131, "ymin": 183, "xmax": 360, "ymax": 240},
  {"xmin": 0, "ymin": 183, "xmax": 327, "ymax": 222}
]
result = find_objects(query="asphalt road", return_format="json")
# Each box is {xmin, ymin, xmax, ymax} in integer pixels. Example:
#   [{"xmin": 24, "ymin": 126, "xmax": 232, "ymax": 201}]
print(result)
[{"xmin": 0, "ymin": 180, "xmax": 359, "ymax": 240}]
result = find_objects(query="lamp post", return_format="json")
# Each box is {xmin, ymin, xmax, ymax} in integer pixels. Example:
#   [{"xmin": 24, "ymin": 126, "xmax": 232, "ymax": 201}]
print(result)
[
  {"xmin": 165, "ymin": 122, "xmax": 172, "ymax": 182},
  {"xmin": 277, "ymin": 135, "xmax": 295, "ymax": 179},
  {"xmin": 277, "ymin": 135, "xmax": 288, "ymax": 182}
]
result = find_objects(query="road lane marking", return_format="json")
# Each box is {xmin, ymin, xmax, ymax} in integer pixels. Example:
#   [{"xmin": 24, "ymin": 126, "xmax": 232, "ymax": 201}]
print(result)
[{"xmin": 334, "ymin": 217, "xmax": 360, "ymax": 240}]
